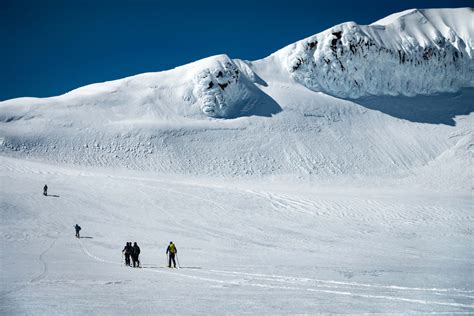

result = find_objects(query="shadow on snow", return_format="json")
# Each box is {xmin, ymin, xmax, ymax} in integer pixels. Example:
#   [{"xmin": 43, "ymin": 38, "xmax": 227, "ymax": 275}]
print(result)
[{"xmin": 351, "ymin": 87, "xmax": 474, "ymax": 126}]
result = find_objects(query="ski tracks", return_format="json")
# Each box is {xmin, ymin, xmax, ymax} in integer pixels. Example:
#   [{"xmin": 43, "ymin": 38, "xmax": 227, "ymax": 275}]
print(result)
[
  {"xmin": 30, "ymin": 237, "xmax": 58, "ymax": 283},
  {"xmin": 1, "ymin": 237, "xmax": 58, "ymax": 298},
  {"xmin": 77, "ymin": 237, "xmax": 474, "ymax": 311}
]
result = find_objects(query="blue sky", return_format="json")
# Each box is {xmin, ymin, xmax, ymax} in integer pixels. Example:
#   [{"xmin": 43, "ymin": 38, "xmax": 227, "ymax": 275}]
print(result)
[{"xmin": 0, "ymin": 0, "xmax": 471, "ymax": 100}]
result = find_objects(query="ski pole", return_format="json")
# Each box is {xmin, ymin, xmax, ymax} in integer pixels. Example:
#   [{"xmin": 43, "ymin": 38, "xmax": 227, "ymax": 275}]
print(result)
[{"xmin": 176, "ymin": 253, "xmax": 181, "ymax": 268}]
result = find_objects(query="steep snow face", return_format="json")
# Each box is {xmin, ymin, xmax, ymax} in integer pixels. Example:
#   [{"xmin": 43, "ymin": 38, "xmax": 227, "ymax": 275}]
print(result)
[
  {"xmin": 277, "ymin": 8, "xmax": 473, "ymax": 98},
  {"xmin": 191, "ymin": 56, "xmax": 260, "ymax": 118}
]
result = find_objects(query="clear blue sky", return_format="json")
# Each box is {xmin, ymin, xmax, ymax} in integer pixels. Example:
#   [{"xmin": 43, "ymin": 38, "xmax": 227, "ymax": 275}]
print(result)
[{"xmin": 0, "ymin": 0, "xmax": 470, "ymax": 100}]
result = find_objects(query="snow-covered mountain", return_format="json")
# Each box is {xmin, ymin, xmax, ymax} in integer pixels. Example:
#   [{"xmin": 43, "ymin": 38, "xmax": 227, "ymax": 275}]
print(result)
[
  {"xmin": 1, "ymin": 8, "xmax": 474, "ymax": 314},
  {"xmin": 279, "ymin": 8, "xmax": 473, "ymax": 98},
  {"xmin": 0, "ymin": 8, "xmax": 472, "ymax": 189}
]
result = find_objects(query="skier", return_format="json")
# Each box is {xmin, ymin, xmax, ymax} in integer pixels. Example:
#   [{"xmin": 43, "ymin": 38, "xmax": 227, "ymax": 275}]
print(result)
[
  {"xmin": 74, "ymin": 224, "xmax": 81, "ymax": 238},
  {"xmin": 166, "ymin": 241, "xmax": 177, "ymax": 268},
  {"xmin": 131, "ymin": 242, "xmax": 141, "ymax": 268},
  {"xmin": 122, "ymin": 242, "xmax": 132, "ymax": 266},
  {"xmin": 43, "ymin": 184, "xmax": 48, "ymax": 196}
]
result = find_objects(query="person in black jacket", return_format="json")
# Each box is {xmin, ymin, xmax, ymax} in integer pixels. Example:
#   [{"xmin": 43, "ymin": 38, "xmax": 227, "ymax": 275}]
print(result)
[
  {"xmin": 122, "ymin": 242, "xmax": 132, "ymax": 266},
  {"xmin": 43, "ymin": 184, "xmax": 48, "ymax": 196},
  {"xmin": 74, "ymin": 224, "xmax": 81, "ymax": 238},
  {"xmin": 131, "ymin": 242, "xmax": 140, "ymax": 268}
]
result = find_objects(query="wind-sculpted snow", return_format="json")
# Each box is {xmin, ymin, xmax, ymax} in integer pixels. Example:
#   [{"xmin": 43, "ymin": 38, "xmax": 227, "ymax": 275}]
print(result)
[
  {"xmin": 282, "ymin": 8, "xmax": 473, "ymax": 98},
  {"xmin": 192, "ymin": 57, "xmax": 252, "ymax": 118}
]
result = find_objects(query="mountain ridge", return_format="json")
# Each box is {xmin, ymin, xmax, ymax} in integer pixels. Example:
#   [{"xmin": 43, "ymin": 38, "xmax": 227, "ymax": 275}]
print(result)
[{"xmin": 0, "ymin": 8, "xmax": 472, "ymax": 190}]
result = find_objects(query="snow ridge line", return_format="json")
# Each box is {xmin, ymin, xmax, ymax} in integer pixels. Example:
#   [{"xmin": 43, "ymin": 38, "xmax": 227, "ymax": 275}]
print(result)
[{"xmin": 76, "ymin": 239, "xmax": 474, "ymax": 309}]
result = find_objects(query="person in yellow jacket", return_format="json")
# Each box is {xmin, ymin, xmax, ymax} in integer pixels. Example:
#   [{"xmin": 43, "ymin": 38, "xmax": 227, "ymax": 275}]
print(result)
[{"xmin": 166, "ymin": 241, "xmax": 177, "ymax": 268}]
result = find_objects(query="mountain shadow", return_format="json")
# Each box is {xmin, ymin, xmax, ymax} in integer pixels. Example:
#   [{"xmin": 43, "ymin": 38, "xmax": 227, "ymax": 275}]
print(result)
[
  {"xmin": 225, "ymin": 77, "xmax": 282, "ymax": 119},
  {"xmin": 352, "ymin": 87, "xmax": 474, "ymax": 126}
]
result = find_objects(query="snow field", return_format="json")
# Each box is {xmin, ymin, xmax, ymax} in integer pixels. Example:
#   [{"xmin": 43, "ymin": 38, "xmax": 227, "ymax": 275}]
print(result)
[
  {"xmin": 0, "ymin": 7, "xmax": 473, "ymax": 315},
  {"xmin": 1, "ymin": 157, "xmax": 472, "ymax": 314}
]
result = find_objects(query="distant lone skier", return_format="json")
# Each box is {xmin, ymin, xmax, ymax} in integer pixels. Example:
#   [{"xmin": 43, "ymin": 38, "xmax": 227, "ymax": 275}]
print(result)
[
  {"xmin": 122, "ymin": 242, "xmax": 132, "ymax": 267},
  {"xmin": 132, "ymin": 242, "xmax": 141, "ymax": 268},
  {"xmin": 43, "ymin": 184, "xmax": 48, "ymax": 196},
  {"xmin": 166, "ymin": 241, "xmax": 177, "ymax": 268},
  {"xmin": 74, "ymin": 224, "xmax": 81, "ymax": 238}
]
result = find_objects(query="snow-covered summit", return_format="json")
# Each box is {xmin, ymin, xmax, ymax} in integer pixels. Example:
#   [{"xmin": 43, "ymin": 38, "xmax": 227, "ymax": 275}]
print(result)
[
  {"xmin": 1, "ymin": 8, "xmax": 472, "ymax": 115},
  {"xmin": 1, "ymin": 8, "xmax": 473, "ymax": 116},
  {"xmin": 0, "ymin": 8, "xmax": 472, "ymax": 188},
  {"xmin": 272, "ymin": 7, "xmax": 473, "ymax": 98}
]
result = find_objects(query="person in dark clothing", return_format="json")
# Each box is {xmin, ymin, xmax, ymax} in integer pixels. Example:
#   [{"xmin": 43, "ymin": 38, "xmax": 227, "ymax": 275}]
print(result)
[
  {"xmin": 166, "ymin": 241, "xmax": 177, "ymax": 268},
  {"xmin": 74, "ymin": 224, "xmax": 81, "ymax": 238},
  {"xmin": 122, "ymin": 242, "xmax": 132, "ymax": 266},
  {"xmin": 131, "ymin": 242, "xmax": 141, "ymax": 268},
  {"xmin": 43, "ymin": 184, "xmax": 48, "ymax": 196}
]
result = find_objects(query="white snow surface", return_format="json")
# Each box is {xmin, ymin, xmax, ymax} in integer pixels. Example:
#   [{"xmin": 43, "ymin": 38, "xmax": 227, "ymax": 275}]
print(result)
[
  {"xmin": 0, "ymin": 158, "xmax": 473, "ymax": 314},
  {"xmin": 0, "ymin": 7, "xmax": 473, "ymax": 315}
]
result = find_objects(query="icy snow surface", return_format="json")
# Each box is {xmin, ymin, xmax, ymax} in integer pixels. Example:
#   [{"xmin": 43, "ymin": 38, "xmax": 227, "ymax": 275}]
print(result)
[{"xmin": 0, "ymin": 7, "xmax": 473, "ymax": 315}]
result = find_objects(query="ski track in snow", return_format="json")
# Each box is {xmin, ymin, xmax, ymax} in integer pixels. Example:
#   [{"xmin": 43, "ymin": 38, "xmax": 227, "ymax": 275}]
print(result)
[
  {"xmin": 66, "ymin": 167, "xmax": 473, "ymax": 311},
  {"xmin": 1, "ymin": 157, "xmax": 473, "ymax": 314},
  {"xmin": 77, "ymin": 237, "xmax": 474, "ymax": 310},
  {"xmin": 0, "ymin": 8, "xmax": 473, "ymax": 314},
  {"xmin": 30, "ymin": 237, "xmax": 58, "ymax": 283},
  {"xmin": 0, "ymin": 237, "xmax": 58, "ymax": 298}
]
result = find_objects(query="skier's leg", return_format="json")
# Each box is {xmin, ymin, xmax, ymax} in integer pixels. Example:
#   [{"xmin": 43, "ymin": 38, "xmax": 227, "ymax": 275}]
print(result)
[
  {"xmin": 168, "ymin": 254, "xmax": 171, "ymax": 268},
  {"xmin": 172, "ymin": 254, "xmax": 176, "ymax": 268}
]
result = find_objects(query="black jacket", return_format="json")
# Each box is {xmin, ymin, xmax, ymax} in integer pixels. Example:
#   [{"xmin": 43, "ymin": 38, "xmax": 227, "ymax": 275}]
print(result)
[
  {"xmin": 123, "ymin": 244, "xmax": 132, "ymax": 255},
  {"xmin": 132, "ymin": 245, "xmax": 140, "ymax": 256}
]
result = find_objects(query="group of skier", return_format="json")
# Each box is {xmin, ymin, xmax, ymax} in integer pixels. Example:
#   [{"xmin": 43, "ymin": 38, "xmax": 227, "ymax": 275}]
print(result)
[
  {"xmin": 44, "ymin": 185, "xmax": 179, "ymax": 269},
  {"xmin": 122, "ymin": 242, "xmax": 141, "ymax": 267},
  {"xmin": 121, "ymin": 241, "xmax": 178, "ymax": 268}
]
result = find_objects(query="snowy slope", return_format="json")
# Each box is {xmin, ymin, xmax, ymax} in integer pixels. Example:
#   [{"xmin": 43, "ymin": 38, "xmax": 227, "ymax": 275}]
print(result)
[
  {"xmin": 0, "ymin": 7, "xmax": 473, "ymax": 186},
  {"xmin": 1, "ymin": 8, "xmax": 474, "ymax": 315},
  {"xmin": 1, "ymin": 157, "xmax": 473, "ymax": 314}
]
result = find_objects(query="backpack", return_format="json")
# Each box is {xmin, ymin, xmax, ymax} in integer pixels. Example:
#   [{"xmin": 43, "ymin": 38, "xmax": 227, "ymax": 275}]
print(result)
[{"xmin": 169, "ymin": 243, "xmax": 176, "ymax": 254}]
